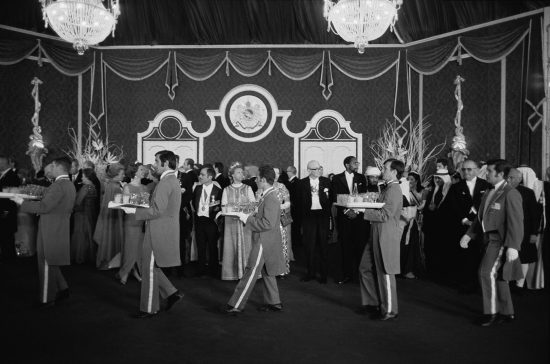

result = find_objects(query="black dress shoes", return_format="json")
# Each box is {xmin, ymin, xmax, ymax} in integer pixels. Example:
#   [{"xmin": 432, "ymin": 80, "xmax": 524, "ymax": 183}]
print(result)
[
  {"xmin": 337, "ymin": 277, "xmax": 351, "ymax": 285},
  {"xmin": 224, "ymin": 305, "xmax": 243, "ymax": 316},
  {"xmin": 133, "ymin": 311, "xmax": 158, "ymax": 319},
  {"xmin": 374, "ymin": 312, "xmax": 398, "ymax": 321},
  {"xmin": 300, "ymin": 275, "xmax": 315, "ymax": 282},
  {"xmin": 496, "ymin": 314, "xmax": 515, "ymax": 324},
  {"xmin": 356, "ymin": 305, "xmax": 380, "ymax": 315},
  {"xmin": 165, "ymin": 291, "xmax": 184, "ymax": 311},
  {"xmin": 477, "ymin": 314, "xmax": 498, "ymax": 326},
  {"xmin": 55, "ymin": 289, "xmax": 70, "ymax": 303},
  {"xmin": 33, "ymin": 301, "xmax": 55, "ymax": 309},
  {"xmin": 257, "ymin": 303, "xmax": 283, "ymax": 312}
]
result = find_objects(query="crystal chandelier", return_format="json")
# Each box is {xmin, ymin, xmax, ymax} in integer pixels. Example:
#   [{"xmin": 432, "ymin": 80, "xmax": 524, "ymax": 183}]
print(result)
[
  {"xmin": 324, "ymin": 0, "xmax": 402, "ymax": 54},
  {"xmin": 39, "ymin": 0, "xmax": 120, "ymax": 55}
]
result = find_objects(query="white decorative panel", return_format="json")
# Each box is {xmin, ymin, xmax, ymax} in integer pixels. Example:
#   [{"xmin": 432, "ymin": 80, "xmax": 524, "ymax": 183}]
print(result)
[{"xmin": 137, "ymin": 109, "xmax": 215, "ymax": 164}]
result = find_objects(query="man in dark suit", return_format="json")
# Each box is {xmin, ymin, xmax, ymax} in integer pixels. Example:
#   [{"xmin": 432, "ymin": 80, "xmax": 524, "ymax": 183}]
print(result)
[
  {"xmin": 243, "ymin": 164, "xmax": 258, "ymax": 194},
  {"xmin": 507, "ymin": 168, "xmax": 541, "ymax": 290},
  {"xmin": 358, "ymin": 158, "xmax": 404, "ymax": 321},
  {"xmin": 225, "ymin": 165, "xmax": 286, "ymax": 314},
  {"xmin": 448, "ymin": 159, "xmax": 491, "ymax": 292},
  {"xmin": 193, "ymin": 166, "xmax": 223, "ymax": 277},
  {"xmin": 12, "ymin": 157, "xmax": 75, "ymax": 307},
  {"xmin": 298, "ymin": 160, "xmax": 332, "ymax": 284},
  {"xmin": 461, "ymin": 159, "xmax": 523, "ymax": 326},
  {"xmin": 124, "ymin": 150, "xmax": 183, "ymax": 318},
  {"xmin": 285, "ymin": 165, "xmax": 301, "ymax": 246},
  {"xmin": 0, "ymin": 155, "xmax": 21, "ymax": 189},
  {"xmin": 331, "ymin": 156, "xmax": 367, "ymax": 284},
  {"xmin": 0, "ymin": 155, "xmax": 21, "ymax": 261},
  {"xmin": 177, "ymin": 158, "xmax": 198, "ymax": 273},
  {"xmin": 214, "ymin": 162, "xmax": 230, "ymax": 189}
]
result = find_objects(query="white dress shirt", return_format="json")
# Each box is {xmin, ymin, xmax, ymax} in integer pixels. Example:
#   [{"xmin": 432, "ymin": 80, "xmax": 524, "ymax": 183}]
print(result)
[
  {"xmin": 198, "ymin": 183, "xmax": 214, "ymax": 218},
  {"xmin": 309, "ymin": 177, "xmax": 322, "ymax": 210},
  {"xmin": 466, "ymin": 177, "xmax": 477, "ymax": 197},
  {"xmin": 345, "ymin": 171, "xmax": 354, "ymax": 193}
]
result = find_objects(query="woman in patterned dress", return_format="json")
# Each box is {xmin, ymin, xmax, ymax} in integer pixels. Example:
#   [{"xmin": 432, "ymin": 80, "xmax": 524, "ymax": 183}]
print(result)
[
  {"xmin": 221, "ymin": 162, "xmax": 256, "ymax": 280},
  {"xmin": 273, "ymin": 167, "xmax": 292, "ymax": 275}
]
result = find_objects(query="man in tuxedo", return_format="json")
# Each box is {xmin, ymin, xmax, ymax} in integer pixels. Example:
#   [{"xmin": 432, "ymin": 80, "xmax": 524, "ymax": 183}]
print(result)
[
  {"xmin": 12, "ymin": 157, "xmax": 75, "ymax": 307},
  {"xmin": 214, "ymin": 162, "xmax": 230, "ymax": 189},
  {"xmin": 225, "ymin": 165, "xmax": 286, "ymax": 314},
  {"xmin": 177, "ymin": 158, "xmax": 198, "ymax": 272},
  {"xmin": 332, "ymin": 156, "xmax": 367, "ymax": 284},
  {"xmin": 0, "ymin": 155, "xmax": 21, "ymax": 189},
  {"xmin": 298, "ymin": 160, "xmax": 332, "ymax": 284},
  {"xmin": 448, "ymin": 159, "xmax": 491, "ymax": 292},
  {"xmin": 358, "ymin": 158, "xmax": 404, "ymax": 321},
  {"xmin": 461, "ymin": 159, "xmax": 523, "ymax": 326},
  {"xmin": 123, "ymin": 150, "xmax": 183, "ymax": 318},
  {"xmin": 285, "ymin": 166, "xmax": 301, "ymax": 246},
  {"xmin": 243, "ymin": 164, "xmax": 258, "ymax": 194},
  {"xmin": 193, "ymin": 166, "xmax": 223, "ymax": 277}
]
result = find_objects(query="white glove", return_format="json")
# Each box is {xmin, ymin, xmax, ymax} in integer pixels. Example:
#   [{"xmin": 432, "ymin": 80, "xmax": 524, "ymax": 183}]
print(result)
[
  {"xmin": 11, "ymin": 196, "xmax": 24, "ymax": 205},
  {"xmin": 121, "ymin": 207, "xmax": 136, "ymax": 214},
  {"xmin": 238, "ymin": 212, "xmax": 249, "ymax": 224},
  {"xmin": 459, "ymin": 235, "xmax": 471, "ymax": 249},
  {"xmin": 506, "ymin": 248, "xmax": 519, "ymax": 262}
]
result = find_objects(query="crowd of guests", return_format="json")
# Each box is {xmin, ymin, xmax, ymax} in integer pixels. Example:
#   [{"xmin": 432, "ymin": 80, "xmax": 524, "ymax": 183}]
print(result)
[{"xmin": 0, "ymin": 152, "xmax": 548, "ymax": 323}]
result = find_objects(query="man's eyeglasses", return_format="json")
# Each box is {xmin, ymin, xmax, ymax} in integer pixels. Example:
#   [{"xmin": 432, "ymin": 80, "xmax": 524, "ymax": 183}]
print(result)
[
  {"xmin": 308, "ymin": 168, "xmax": 320, "ymax": 171},
  {"xmin": 461, "ymin": 168, "xmax": 477, "ymax": 172}
]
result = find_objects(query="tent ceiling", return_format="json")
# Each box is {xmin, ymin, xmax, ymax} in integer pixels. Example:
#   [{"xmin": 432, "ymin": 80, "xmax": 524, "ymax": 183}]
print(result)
[{"xmin": 1, "ymin": 0, "xmax": 548, "ymax": 46}]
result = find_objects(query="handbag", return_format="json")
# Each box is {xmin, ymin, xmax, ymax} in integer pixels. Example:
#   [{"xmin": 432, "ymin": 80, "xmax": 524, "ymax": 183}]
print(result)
[{"xmin": 280, "ymin": 210, "xmax": 293, "ymax": 227}]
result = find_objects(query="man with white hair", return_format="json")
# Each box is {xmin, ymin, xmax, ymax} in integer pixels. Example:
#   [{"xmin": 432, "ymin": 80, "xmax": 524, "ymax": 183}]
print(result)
[
  {"xmin": 365, "ymin": 166, "xmax": 381, "ymax": 193},
  {"xmin": 298, "ymin": 160, "xmax": 332, "ymax": 284}
]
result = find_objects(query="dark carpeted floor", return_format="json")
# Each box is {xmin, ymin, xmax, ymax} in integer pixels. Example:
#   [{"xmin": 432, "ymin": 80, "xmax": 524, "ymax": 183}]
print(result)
[{"xmin": 1, "ymin": 244, "xmax": 548, "ymax": 364}]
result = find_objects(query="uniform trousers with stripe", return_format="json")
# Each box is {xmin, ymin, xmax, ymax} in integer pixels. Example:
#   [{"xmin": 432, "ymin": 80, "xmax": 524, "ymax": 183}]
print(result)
[
  {"xmin": 228, "ymin": 243, "xmax": 280, "ymax": 311},
  {"xmin": 359, "ymin": 240, "xmax": 398, "ymax": 314},
  {"xmin": 37, "ymin": 239, "xmax": 68, "ymax": 303},
  {"xmin": 140, "ymin": 236, "xmax": 177, "ymax": 313},
  {"xmin": 479, "ymin": 240, "xmax": 513, "ymax": 315}
]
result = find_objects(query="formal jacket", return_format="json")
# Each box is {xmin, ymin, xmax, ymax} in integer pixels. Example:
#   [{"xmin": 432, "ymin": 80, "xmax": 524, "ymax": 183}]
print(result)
[
  {"xmin": 449, "ymin": 177, "xmax": 491, "ymax": 224},
  {"xmin": 179, "ymin": 170, "xmax": 198, "ymax": 212},
  {"xmin": 298, "ymin": 176, "xmax": 332, "ymax": 217},
  {"xmin": 516, "ymin": 185, "xmax": 541, "ymax": 244},
  {"xmin": 363, "ymin": 182, "xmax": 403, "ymax": 274},
  {"xmin": 245, "ymin": 188, "xmax": 285, "ymax": 276},
  {"xmin": 214, "ymin": 174, "xmax": 230, "ymax": 189},
  {"xmin": 0, "ymin": 168, "xmax": 21, "ymax": 189},
  {"xmin": 193, "ymin": 183, "xmax": 222, "ymax": 219},
  {"xmin": 331, "ymin": 171, "xmax": 367, "ymax": 216},
  {"xmin": 466, "ymin": 182, "xmax": 523, "ymax": 251},
  {"xmin": 20, "ymin": 178, "xmax": 76, "ymax": 265},
  {"xmin": 135, "ymin": 172, "xmax": 181, "ymax": 267}
]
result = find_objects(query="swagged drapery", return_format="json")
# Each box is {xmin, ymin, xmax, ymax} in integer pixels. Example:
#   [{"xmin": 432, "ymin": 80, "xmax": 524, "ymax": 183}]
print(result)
[{"xmin": 0, "ymin": 12, "xmax": 545, "ymax": 168}]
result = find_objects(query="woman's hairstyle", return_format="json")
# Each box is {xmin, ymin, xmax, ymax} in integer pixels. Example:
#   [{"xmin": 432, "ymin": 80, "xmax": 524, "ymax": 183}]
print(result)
[{"xmin": 106, "ymin": 162, "xmax": 125, "ymax": 179}]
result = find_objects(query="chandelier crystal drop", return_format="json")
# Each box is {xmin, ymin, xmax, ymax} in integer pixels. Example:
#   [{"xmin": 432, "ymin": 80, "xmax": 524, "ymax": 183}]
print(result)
[
  {"xmin": 324, "ymin": 0, "xmax": 403, "ymax": 54},
  {"xmin": 39, "ymin": 0, "xmax": 120, "ymax": 55}
]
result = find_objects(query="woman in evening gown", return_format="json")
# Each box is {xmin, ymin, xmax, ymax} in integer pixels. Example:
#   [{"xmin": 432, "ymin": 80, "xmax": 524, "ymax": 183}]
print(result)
[
  {"xmin": 116, "ymin": 164, "xmax": 148, "ymax": 284},
  {"xmin": 93, "ymin": 163, "xmax": 125, "ymax": 270},
  {"xmin": 221, "ymin": 162, "xmax": 255, "ymax": 280},
  {"xmin": 71, "ymin": 168, "xmax": 100, "ymax": 264}
]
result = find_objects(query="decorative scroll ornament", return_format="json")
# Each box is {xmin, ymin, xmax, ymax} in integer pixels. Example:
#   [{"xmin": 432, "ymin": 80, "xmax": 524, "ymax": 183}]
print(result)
[
  {"xmin": 39, "ymin": 0, "xmax": 120, "ymax": 55},
  {"xmin": 26, "ymin": 77, "xmax": 48, "ymax": 174},
  {"xmin": 450, "ymin": 75, "xmax": 469, "ymax": 168},
  {"xmin": 324, "ymin": 0, "xmax": 403, "ymax": 54}
]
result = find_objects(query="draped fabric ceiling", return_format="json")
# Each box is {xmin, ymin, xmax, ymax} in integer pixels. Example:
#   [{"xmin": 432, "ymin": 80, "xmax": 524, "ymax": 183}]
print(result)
[
  {"xmin": 0, "ymin": 0, "xmax": 547, "ymax": 170},
  {"xmin": 0, "ymin": 0, "xmax": 547, "ymax": 45}
]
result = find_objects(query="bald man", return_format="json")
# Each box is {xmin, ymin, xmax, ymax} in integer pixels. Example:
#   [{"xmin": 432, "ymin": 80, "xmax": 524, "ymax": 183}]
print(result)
[
  {"xmin": 448, "ymin": 159, "xmax": 491, "ymax": 293},
  {"xmin": 298, "ymin": 160, "xmax": 332, "ymax": 283}
]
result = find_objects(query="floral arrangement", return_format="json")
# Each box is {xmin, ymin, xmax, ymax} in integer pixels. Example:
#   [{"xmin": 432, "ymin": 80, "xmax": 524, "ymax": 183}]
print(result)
[
  {"xmin": 65, "ymin": 118, "xmax": 123, "ymax": 179},
  {"xmin": 370, "ymin": 117, "xmax": 445, "ymax": 180}
]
